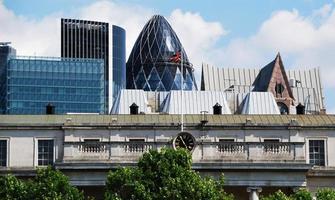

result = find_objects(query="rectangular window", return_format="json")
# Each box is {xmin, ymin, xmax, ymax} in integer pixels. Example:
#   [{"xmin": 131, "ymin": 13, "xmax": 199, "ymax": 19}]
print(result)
[
  {"xmin": 309, "ymin": 140, "xmax": 325, "ymax": 166},
  {"xmin": 0, "ymin": 140, "xmax": 7, "ymax": 167},
  {"xmin": 38, "ymin": 140, "xmax": 54, "ymax": 166}
]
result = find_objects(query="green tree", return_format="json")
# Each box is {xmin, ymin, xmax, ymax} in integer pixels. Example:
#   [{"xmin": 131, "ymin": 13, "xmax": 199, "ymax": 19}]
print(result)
[
  {"xmin": 105, "ymin": 148, "xmax": 234, "ymax": 200},
  {"xmin": 291, "ymin": 188, "xmax": 312, "ymax": 200},
  {"xmin": 261, "ymin": 188, "xmax": 313, "ymax": 200},
  {"xmin": 0, "ymin": 167, "xmax": 84, "ymax": 200},
  {"xmin": 316, "ymin": 188, "xmax": 335, "ymax": 200},
  {"xmin": 31, "ymin": 166, "xmax": 84, "ymax": 200},
  {"xmin": 0, "ymin": 174, "xmax": 30, "ymax": 200},
  {"xmin": 260, "ymin": 190, "xmax": 291, "ymax": 200}
]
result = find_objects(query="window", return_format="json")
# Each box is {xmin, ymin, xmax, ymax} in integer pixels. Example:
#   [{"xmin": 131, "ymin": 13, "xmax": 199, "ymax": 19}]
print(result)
[
  {"xmin": 0, "ymin": 140, "xmax": 7, "ymax": 167},
  {"xmin": 38, "ymin": 140, "xmax": 54, "ymax": 166},
  {"xmin": 275, "ymin": 83, "xmax": 285, "ymax": 95},
  {"xmin": 309, "ymin": 140, "xmax": 325, "ymax": 166}
]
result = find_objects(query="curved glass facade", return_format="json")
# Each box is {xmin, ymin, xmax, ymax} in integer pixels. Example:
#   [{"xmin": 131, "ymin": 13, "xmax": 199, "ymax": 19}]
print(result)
[
  {"xmin": 111, "ymin": 25, "xmax": 126, "ymax": 104},
  {"xmin": 5, "ymin": 56, "xmax": 105, "ymax": 114},
  {"xmin": 126, "ymin": 15, "xmax": 197, "ymax": 91}
]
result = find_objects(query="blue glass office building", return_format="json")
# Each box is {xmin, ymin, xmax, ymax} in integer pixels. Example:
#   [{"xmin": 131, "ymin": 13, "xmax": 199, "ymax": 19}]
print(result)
[
  {"xmin": 0, "ymin": 43, "xmax": 16, "ymax": 114},
  {"xmin": 61, "ymin": 19, "xmax": 126, "ymax": 112},
  {"xmin": 3, "ymin": 56, "xmax": 105, "ymax": 114},
  {"xmin": 111, "ymin": 25, "xmax": 126, "ymax": 105}
]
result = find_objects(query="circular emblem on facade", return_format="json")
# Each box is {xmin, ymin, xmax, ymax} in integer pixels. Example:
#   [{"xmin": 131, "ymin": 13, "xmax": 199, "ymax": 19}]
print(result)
[{"xmin": 173, "ymin": 132, "xmax": 196, "ymax": 152}]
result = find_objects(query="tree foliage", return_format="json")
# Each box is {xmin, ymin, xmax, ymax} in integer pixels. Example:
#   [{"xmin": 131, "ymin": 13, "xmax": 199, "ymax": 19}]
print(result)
[
  {"xmin": 316, "ymin": 188, "xmax": 335, "ymax": 200},
  {"xmin": 0, "ymin": 167, "xmax": 84, "ymax": 200},
  {"xmin": 260, "ymin": 190, "xmax": 291, "ymax": 200},
  {"xmin": 105, "ymin": 148, "xmax": 234, "ymax": 200},
  {"xmin": 291, "ymin": 188, "xmax": 312, "ymax": 200}
]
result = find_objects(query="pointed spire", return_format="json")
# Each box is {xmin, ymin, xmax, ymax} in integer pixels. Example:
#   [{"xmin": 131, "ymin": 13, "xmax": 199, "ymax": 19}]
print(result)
[{"xmin": 275, "ymin": 52, "xmax": 282, "ymax": 63}]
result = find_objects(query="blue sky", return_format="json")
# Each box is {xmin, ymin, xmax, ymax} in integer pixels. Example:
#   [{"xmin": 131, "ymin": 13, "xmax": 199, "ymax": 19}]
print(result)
[{"xmin": 2, "ymin": 0, "xmax": 335, "ymax": 113}]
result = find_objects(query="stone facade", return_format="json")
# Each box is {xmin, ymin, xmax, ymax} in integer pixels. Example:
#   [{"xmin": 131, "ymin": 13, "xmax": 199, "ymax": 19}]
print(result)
[{"xmin": 0, "ymin": 114, "xmax": 334, "ymax": 199}]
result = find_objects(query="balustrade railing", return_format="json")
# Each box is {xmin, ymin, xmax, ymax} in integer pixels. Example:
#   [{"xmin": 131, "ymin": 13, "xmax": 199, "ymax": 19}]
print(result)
[
  {"xmin": 79, "ymin": 142, "xmax": 107, "ymax": 153},
  {"xmin": 64, "ymin": 141, "xmax": 304, "ymax": 163},
  {"xmin": 124, "ymin": 142, "xmax": 152, "ymax": 153},
  {"xmin": 262, "ymin": 142, "xmax": 290, "ymax": 154},
  {"xmin": 217, "ymin": 142, "xmax": 245, "ymax": 154}
]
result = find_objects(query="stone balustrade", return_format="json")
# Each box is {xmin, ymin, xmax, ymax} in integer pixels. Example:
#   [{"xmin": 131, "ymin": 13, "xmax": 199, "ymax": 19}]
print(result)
[{"xmin": 63, "ymin": 141, "xmax": 305, "ymax": 163}]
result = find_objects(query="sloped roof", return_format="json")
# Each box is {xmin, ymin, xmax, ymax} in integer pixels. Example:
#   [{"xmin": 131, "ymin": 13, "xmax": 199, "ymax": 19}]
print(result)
[
  {"xmin": 240, "ymin": 92, "xmax": 280, "ymax": 114},
  {"xmin": 200, "ymin": 64, "xmax": 325, "ymax": 112},
  {"xmin": 162, "ymin": 90, "xmax": 231, "ymax": 114},
  {"xmin": 252, "ymin": 58, "xmax": 276, "ymax": 91},
  {"xmin": 110, "ymin": 89, "xmax": 148, "ymax": 114}
]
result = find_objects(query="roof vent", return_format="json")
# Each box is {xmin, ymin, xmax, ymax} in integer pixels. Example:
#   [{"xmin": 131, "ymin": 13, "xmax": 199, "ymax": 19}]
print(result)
[
  {"xmin": 46, "ymin": 103, "xmax": 55, "ymax": 115},
  {"xmin": 130, "ymin": 103, "xmax": 139, "ymax": 115},
  {"xmin": 213, "ymin": 103, "xmax": 222, "ymax": 115},
  {"xmin": 296, "ymin": 103, "xmax": 305, "ymax": 115}
]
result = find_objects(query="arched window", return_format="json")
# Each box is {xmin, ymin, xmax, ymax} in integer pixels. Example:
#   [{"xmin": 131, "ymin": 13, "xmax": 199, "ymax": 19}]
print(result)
[{"xmin": 277, "ymin": 102, "xmax": 288, "ymax": 114}]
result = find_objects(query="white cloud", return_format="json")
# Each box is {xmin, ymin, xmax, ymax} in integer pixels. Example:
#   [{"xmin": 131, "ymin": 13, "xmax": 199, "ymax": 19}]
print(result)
[
  {"xmin": 76, "ymin": 0, "xmax": 153, "ymax": 56},
  {"xmin": 208, "ymin": 4, "xmax": 335, "ymax": 90},
  {"xmin": 168, "ymin": 9, "xmax": 227, "ymax": 69},
  {"xmin": 0, "ymin": 0, "xmax": 154, "ymax": 57},
  {"xmin": 0, "ymin": 2, "xmax": 61, "ymax": 56}
]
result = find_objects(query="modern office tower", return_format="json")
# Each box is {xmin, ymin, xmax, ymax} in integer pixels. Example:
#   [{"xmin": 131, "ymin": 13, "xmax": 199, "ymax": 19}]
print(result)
[
  {"xmin": 61, "ymin": 19, "xmax": 126, "ymax": 112},
  {"xmin": 0, "ymin": 43, "xmax": 16, "ymax": 114},
  {"xmin": 126, "ymin": 15, "xmax": 197, "ymax": 91},
  {"xmin": 3, "ymin": 56, "xmax": 105, "ymax": 114},
  {"xmin": 111, "ymin": 26, "xmax": 126, "ymax": 105}
]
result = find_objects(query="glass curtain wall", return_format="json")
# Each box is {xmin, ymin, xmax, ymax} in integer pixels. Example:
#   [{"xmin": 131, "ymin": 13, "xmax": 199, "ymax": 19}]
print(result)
[
  {"xmin": 6, "ymin": 57, "xmax": 105, "ymax": 114},
  {"xmin": 126, "ymin": 15, "xmax": 197, "ymax": 91}
]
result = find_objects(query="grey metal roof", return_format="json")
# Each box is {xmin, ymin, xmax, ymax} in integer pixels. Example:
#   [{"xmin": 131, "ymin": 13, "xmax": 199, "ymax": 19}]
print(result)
[
  {"xmin": 161, "ymin": 90, "xmax": 231, "ymax": 114},
  {"xmin": 110, "ymin": 89, "xmax": 148, "ymax": 114},
  {"xmin": 201, "ymin": 64, "xmax": 325, "ymax": 112},
  {"xmin": 240, "ymin": 92, "xmax": 280, "ymax": 114}
]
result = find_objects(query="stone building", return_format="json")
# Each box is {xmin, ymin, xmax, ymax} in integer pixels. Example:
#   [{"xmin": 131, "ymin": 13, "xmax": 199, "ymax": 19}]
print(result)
[{"xmin": 0, "ymin": 114, "xmax": 334, "ymax": 199}]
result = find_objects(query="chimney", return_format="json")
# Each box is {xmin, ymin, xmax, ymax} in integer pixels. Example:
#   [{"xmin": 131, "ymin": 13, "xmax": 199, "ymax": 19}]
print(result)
[
  {"xmin": 296, "ymin": 103, "xmax": 305, "ymax": 115},
  {"xmin": 130, "ymin": 103, "xmax": 139, "ymax": 115},
  {"xmin": 213, "ymin": 103, "xmax": 222, "ymax": 115},
  {"xmin": 46, "ymin": 103, "xmax": 55, "ymax": 115}
]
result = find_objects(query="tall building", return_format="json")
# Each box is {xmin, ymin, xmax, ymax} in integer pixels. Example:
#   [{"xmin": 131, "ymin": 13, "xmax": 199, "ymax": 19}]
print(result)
[
  {"xmin": 3, "ymin": 56, "xmax": 105, "ymax": 114},
  {"xmin": 61, "ymin": 19, "xmax": 126, "ymax": 112},
  {"xmin": 0, "ymin": 43, "xmax": 16, "ymax": 114},
  {"xmin": 126, "ymin": 15, "xmax": 197, "ymax": 91},
  {"xmin": 111, "ymin": 26, "xmax": 126, "ymax": 105}
]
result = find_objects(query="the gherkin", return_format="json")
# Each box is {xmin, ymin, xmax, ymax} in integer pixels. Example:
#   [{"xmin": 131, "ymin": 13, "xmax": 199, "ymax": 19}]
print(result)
[{"xmin": 126, "ymin": 15, "xmax": 197, "ymax": 91}]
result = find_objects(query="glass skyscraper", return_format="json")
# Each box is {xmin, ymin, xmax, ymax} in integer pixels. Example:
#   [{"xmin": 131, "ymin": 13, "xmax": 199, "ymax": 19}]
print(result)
[
  {"xmin": 126, "ymin": 15, "xmax": 197, "ymax": 91},
  {"xmin": 111, "ymin": 26, "xmax": 126, "ymax": 105},
  {"xmin": 0, "ymin": 43, "xmax": 16, "ymax": 114},
  {"xmin": 61, "ymin": 19, "xmax": 126, "ymax": 112},
  {"xmin": 3, "ymin": 56, "xmax": 105, "ymax": 114}
]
